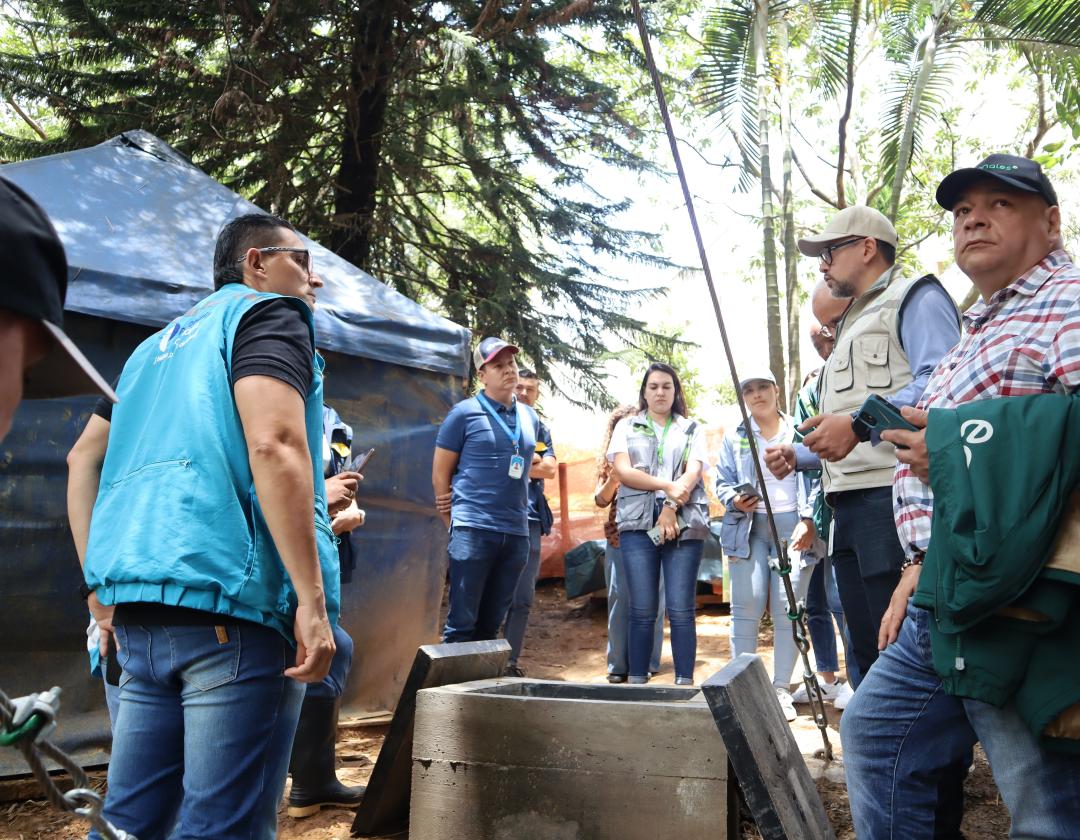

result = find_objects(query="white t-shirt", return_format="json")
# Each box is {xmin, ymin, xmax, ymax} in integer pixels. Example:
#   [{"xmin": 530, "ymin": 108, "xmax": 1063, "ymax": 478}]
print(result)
[
  {"xmin": 607, "ymin": 413, "xmax": 708, "ymax": 499},
  {"xmin": 752, "ymin": 417, "xmax": 798, "ymax": 514}
]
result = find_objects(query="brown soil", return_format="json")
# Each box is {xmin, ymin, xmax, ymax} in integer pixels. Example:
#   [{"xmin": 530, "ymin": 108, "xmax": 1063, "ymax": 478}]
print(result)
[{"xmin": 0, "ymin": 583, "xmax": 1010, "ymax": 839}]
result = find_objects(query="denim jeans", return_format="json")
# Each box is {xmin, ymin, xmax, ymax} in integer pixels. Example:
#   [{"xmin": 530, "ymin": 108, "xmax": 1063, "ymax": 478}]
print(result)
[
  {"xmin": 841, "ymin": 604, "xmax": 1080, "ymax": 839},
  {"xmin": 729, "ymin": 511, "xmax": 813, "ymax": 689},
  {"xmin": 502, "ymin": 520, "xmax": 543, "ymax": 665},
  {"xmin": 93, "ymin": 621, "xmax": 305, "ymax": 840},
  {"xmin": 604, "ymin": 543, "xmax": 663, "ymax": 675},
  {"xmin": 830, "ymin": 486, "xmax": 906, "ymax": 686},
  {"xmin": 619, "ymin": 529, "xmax": 703, "ymax": 681},
  {"xmin": 305, "ymin": 623, "xmax": 354, "ymax": 700},
  {"xmin": 443, "ymin": 525, "xmax": 530, "ymax": 643}
]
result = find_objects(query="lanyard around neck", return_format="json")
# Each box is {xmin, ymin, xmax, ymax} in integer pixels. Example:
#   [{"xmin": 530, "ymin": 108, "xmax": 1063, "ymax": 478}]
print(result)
[
  {"xmin": 647, "ymin": 414, "xmax": 674, "ymax": 465},
  {"xmin": 477, "ymin": 391, "xmax": 521, "ymax": 454}
]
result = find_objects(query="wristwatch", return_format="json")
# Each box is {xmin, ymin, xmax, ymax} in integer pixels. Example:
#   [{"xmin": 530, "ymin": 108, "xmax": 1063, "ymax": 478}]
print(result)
[
  {"xmin": 662, "ymin": 498, "xmax": 679, "ymax": 510},
  {"xmin": 850, "ymin": 410, "xmax": 873, "ymax": 443}
]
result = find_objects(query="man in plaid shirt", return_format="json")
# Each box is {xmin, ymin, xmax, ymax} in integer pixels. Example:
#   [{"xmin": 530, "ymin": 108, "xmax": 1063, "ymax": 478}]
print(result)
[{"xmin": 842, "ymin": 154, "xmax": 1080, "ymax": 839}]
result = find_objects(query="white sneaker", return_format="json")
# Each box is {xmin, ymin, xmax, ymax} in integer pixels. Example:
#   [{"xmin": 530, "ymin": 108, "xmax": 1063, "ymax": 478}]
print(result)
[
  {"xmin": 775, "ymin": 688, "xmax": 797, "ymax": 721},
  {"xmin": 833, "ymin": 680, "xmax": 855, "ymax": 711},
  {"xmin": 790, "ymin": 678, "xmax": 842, "ymax": 704}
]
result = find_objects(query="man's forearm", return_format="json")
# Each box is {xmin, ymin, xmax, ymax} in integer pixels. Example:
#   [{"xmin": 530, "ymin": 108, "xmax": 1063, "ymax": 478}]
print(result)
[
  {"xmin": 530, "ymin": 457, "xmax": 557, "ymax": 480},
  {"xmin": 67, "ymin": 461, "xmax": 100, "ymax": 567},
  {"xmin": 249, "ymin": 440, "xmax": 324, "ymax": 604}
]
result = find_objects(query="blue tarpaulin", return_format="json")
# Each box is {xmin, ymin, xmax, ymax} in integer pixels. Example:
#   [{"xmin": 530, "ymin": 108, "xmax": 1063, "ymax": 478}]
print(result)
[
  {"xmin": 0, "ymin": 133, "xmax": 469, "ymax": 777},
  {"xmin": 1, "ymin": 130, "xmax": 471, "ymax": 378}
]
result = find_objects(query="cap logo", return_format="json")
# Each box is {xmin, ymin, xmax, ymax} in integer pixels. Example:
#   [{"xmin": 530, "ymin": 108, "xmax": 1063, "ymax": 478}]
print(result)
[{"xmin": 979, "ymin": 164, "xmax": 1020, "ymax": 171}]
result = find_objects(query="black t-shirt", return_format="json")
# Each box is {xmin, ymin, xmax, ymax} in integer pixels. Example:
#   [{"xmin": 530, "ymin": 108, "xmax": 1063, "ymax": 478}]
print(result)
[
  {"xmin": 92, "ymin": 296, "xmax": 315, "ymax": 628},
  {"xmin": 93, "ymin": 298, "xmax": 313, "ymax": 420}
]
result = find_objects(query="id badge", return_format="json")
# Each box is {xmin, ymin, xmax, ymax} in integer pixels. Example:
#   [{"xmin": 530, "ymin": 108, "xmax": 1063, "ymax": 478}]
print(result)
[{"xmin": 508, "ymin": 454, "xmax": 526, "ymax": 479}]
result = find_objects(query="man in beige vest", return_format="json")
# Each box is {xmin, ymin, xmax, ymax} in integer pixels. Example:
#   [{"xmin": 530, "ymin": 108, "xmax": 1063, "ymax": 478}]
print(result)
[{"xmin": 765, "ymin": 206, "xmax": 960, "ymax": 685}]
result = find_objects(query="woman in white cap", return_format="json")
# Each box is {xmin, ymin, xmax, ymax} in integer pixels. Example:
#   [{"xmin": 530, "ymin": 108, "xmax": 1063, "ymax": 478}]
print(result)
[{"xmin": 715, "ymin": 370, "xmax": 817, "ymax": 721}]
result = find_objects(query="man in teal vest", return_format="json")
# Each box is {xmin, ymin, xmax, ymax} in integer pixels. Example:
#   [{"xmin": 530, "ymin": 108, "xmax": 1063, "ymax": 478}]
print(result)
[{"xmin": 82, "ymin": 213, "xmax": 338, "ymax": 840}]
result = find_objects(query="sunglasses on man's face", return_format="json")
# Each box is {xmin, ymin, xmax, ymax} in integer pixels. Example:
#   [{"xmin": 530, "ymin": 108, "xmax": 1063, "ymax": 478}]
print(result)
[{"xmin": 236, "ymin": 246, "xmax": 313, "ymax": 277}]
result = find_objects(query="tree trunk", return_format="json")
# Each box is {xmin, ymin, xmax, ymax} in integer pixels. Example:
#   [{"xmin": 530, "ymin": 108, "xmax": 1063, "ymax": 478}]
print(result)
[
  {"xmin": 887, "ymin": 1, "xmax": 946, "ymax": 222},
  {"xmin": 755, "ymin": 0, "xmax": 785, "ymax": 407},
  {"xmin": 779, "ymin": 17, "xmax": 800, "ymax": 409},
  {"xmin": 332, "ymin": 3, "xmax": 398, "ymax": 269}
]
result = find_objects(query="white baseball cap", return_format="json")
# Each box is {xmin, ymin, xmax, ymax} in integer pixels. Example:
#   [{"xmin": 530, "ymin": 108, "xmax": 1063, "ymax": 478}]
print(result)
[{"xmin": 797, "ymin": 206, "xmax": 898, "ymax": 258}]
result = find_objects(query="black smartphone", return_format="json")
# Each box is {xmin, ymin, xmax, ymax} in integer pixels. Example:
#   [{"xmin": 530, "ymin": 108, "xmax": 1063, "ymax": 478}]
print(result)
[
  {"xmin": 104, "ymin": 632, "xmax": 122, "ymax": 686},
  {"xmin": 347, "ymin": 447, "xmax": 375, "ymax": 473},
  {"xmin": 857, "ymin": 394, "xmax": 919, "ymax": 434},
  {"xmin": 734, "ymin": 482, "xmax": 760, "ymax": 499}
]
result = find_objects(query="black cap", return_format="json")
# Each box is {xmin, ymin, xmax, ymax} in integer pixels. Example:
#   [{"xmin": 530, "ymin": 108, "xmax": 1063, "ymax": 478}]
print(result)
[
  {"xmin": 0, "ymin": 177, "xmax": 116, "ymax": 401},
  {"xmin": 936, "ymin": 154, "xmax": 1058, "ymax": 211}
]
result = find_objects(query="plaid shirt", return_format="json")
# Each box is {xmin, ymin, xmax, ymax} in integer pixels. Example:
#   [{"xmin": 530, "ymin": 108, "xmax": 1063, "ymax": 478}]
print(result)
[{"xmin": 894, "ymin": 249, "xmax": 1080, "ymax": 555}]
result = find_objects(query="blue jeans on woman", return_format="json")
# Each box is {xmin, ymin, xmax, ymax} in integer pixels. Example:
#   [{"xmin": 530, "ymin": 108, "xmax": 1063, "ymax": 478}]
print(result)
[
  {"xmin": 619, "ymin": 529, "xmax": 703, "ymax": 681},
  {"xmin": 842, "ymin": 604, "xmax": 1080, "ymax": 840},
  {"xmin": 729, "ymin": 511, "xmax": 813, "ymax": 690},
  {"xmin": 93, "ymin": 621, "xmax": 305, "ymax": 840},
  {"xmin": 604, "ymin": 543, "xmax": 664, "ymax": 676}
]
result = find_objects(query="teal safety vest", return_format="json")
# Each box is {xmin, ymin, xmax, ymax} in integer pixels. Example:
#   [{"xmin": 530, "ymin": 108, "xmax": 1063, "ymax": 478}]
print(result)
[{"xmin": 84, "ymin": 283, "xmax": 340, "ymax": 640}]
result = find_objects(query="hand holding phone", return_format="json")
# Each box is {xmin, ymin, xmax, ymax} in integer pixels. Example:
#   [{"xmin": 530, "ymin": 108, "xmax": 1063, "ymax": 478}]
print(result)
[
  {"xmin": 855, "ymin": 395, "xmax": 917, "ymax": 448},
  {"xmin": 734, "ymin": 482, "xmax": 760, "ymax": 500}
]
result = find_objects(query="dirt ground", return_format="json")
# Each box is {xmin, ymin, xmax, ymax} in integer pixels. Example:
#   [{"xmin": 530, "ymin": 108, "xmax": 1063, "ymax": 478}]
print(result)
[{"xmin": 0, "ymin": 582, "xmax": 1010, "ymax": 839}]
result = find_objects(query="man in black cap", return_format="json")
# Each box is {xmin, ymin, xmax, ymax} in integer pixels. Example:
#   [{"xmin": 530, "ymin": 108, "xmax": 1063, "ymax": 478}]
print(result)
[
  {"xmin": 841, "ymin": 154, "xmax": 1080, "ymax": 838},
  {"xmin": 0, "ymin": 176, "xmax": 115, "ymax": 438}
]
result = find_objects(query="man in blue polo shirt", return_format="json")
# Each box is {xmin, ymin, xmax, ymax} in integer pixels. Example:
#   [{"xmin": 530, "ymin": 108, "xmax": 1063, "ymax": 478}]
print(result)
[{"xmin": 432, "ymin": 337, "xmax": 540, "ymax": 643}]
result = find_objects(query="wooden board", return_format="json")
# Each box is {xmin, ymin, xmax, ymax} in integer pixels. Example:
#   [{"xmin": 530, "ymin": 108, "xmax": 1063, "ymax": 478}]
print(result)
[
  {"xmin": 350, "ymin": 639, "xmax": 511, "ymax": 837},
  {"xmin": 700, "ymin": 654, "xmax": 836, "ymax": 840}
]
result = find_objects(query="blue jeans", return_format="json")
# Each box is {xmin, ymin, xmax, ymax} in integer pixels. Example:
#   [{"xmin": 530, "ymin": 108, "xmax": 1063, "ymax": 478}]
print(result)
[
  {"xmin": 604, "ymin": 543, "xmax": 663, "ymax": 675},
  {"xmin": 443, "ymin": 526, "xmax": 530, "ymax": 643},
  {"xmin": 502, "ymin": 520, "xmax": 543, "ymax": 665},
  {"xmin": 804, "ymin": 553, "xmax": 857, "ymax": 681},
  {"xmin": 843, "ymin": 604, "xmax": 1080, "ymax": 839},
  {"xmin": 729, "ymin": 511, "xmax": 812, "ymax": 689},
  {"xmin": 619, "ymin": 530, "xmax": 703, "ymax": 680},
  {"xmin": 830, "ymin": 486, "xmax": 906, "ymax": 687},
  {"xmin": 94, "ymin": 621, "xmax": 305, "ymax": 840},
  {"xmin": 305, "ymin": 624, "xmax": 354, "ymax": 700}
]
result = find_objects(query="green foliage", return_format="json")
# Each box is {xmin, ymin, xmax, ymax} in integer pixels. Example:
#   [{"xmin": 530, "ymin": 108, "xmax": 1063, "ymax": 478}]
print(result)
[{"xmin": 0, "ymin": 0, "xmax": 698, "ymax": 406}]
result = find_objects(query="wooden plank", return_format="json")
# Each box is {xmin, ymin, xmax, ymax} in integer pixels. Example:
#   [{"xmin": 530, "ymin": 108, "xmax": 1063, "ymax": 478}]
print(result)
[
  {"xmin": 350, "ymin": 639, "xmax": 511, "ymax": 837},
  {"xmin": 700, "ymin": 654, "xmax": 836, "ymax": 840}
]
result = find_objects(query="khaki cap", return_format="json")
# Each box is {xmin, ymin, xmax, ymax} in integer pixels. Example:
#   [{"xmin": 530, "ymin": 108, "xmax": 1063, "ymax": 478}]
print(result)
[{"xmin": 797, "ymin": 206, "xmax": 898, "ymax": 258}]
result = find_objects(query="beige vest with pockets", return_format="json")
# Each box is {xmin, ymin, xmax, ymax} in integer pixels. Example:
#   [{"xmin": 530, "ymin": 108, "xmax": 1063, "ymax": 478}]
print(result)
[{"xmin": 818, "ymin": 267, "xmax": 924, "ymax": 494}]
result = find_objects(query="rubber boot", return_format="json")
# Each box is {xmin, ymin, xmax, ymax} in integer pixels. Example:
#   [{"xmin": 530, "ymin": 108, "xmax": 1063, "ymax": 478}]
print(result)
[{"xmin": 287, "ymin": 696, "xmax": 366, "ymax": 818}]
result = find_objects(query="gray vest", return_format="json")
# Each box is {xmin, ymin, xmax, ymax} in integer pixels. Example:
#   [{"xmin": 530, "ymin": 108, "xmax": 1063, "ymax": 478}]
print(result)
[{"xmin": 614, "ymin": 412, "xmax": 709, "ymax": 540}]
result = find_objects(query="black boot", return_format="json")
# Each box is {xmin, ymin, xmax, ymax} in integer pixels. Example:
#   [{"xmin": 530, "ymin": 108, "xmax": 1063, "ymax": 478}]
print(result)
[{"xmin": 287, "ymin": 696, "xmax": 366, "ymax": 818}]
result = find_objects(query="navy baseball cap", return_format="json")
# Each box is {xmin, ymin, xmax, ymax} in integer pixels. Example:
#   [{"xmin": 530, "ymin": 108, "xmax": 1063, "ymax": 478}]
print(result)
[
  {"xmin": 936, "ymin": 154, "xmax": 1058, "ymax": 210},
  {"xmin": 472, "ymin": 336, "xmax": 519, "ymax": 370},
  {"xmin": 0, "ymin": 177, "xmax": 116, "ymax": 401}
]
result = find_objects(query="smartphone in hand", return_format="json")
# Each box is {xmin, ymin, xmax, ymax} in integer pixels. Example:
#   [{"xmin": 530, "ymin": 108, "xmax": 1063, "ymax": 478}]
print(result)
[
  {"xmin": 734, "ymin": 482, "xmax": 760, "ymax": 500},
  {"xmin": 348, "ymin": 447, "xmax": 375, "ymax": 473},
  {"xmin": 856, "ymin": 395, "xmax": 918, "ymax": 447}
]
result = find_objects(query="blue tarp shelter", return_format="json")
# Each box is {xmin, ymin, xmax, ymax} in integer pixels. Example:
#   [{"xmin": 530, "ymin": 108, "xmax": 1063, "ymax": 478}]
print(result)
[{"xmin": 0, "ymin": 131, "xmax": 469, "ymax": 776}]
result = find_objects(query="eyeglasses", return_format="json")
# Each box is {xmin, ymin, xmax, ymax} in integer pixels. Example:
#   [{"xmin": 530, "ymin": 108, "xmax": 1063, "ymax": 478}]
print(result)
[
  {"xmin": 819, "ymin": 238, "xmax": 864, "ymax": 266},
  {"xmin": 236, "ymin": 246, "xmax": 313, "ymax": 277}
]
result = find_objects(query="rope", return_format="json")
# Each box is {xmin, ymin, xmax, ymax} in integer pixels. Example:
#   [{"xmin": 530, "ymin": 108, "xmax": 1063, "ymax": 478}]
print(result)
[
  {"xmin": 628, "ymin": 0, "xmax": 834, "ymax": 761},
  {"xmin": 0, "ymin": 686, "xmax": 136, "ymax": 839}
]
